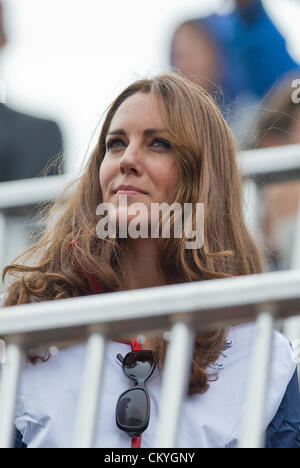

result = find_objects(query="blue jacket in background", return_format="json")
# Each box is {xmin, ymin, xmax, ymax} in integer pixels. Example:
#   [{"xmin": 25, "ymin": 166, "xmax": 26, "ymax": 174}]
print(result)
[{"xmin": 193, "ymin": 0, "xmax": 299, "ymax": 102}]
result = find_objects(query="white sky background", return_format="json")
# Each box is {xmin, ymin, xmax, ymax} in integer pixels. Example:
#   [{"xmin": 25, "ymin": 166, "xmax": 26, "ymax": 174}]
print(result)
[{"xmin": 1, "ymin": 0, "xmax": 300, "ymax": 174}]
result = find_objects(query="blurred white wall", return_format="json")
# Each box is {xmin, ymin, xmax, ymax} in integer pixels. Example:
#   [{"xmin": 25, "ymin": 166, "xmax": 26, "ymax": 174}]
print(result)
[{"xmin": 0, "ymin": 0, "xmax": 300, "ymax": 174}]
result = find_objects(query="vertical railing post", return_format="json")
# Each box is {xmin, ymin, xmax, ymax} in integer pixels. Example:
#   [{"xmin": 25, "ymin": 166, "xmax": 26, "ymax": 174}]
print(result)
[
  {"xmin": 73, "ymin": 331, "xmax": 106, "ymax": 448},
  {"xmin": 243, "ymin": 178, "xmax": 260, "ymax": 238},
  {"xmin": 154, "ymin": 321, "xmax": 195, "ymax": 448},
  {"xmin": 238, "ymin": 305, "xmax": 275, "ymax": 448},
  {"xmin": 0, "ymin": 341, "xmax": 23, "ymax": 448}
]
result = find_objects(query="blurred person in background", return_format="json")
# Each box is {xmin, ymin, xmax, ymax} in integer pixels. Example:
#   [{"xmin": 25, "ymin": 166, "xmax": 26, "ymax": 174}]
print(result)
[
  {"xmin": 170, "ymin": 0, "xmax": 300, "ymax": 147},
  {"xmin": 0, "ymin": 1, "xmax": 64, "ymax": 182},
  {"xmin": 256, "ymin": 73, "xmax": 300, "ymax": 270}
]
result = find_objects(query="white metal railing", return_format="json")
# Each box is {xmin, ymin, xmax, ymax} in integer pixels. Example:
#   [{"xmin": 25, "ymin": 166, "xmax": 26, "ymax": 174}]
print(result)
[
  {"xmin": 0, "ymin": 145, "xmax": 300, "ymax": 449},
  {"xmin": 240, "ymin": 144, "xmax": 300, "ymax": 346},
  {"xmin": 0, "ymin": 270, "xmax": 300, "ymax": 449},
  {"xmin": 239, "ymin": 144, "xmax": 300, "ymax": 176},
  {"xmin": 0, "ymin": 175, "xmax": 71, "ymax": 210}
]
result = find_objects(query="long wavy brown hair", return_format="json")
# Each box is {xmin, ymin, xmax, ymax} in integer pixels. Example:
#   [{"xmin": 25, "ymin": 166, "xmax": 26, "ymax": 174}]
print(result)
[{"xmin": 2, "ymin": 72, "xmax": 263, "ymax": 395}]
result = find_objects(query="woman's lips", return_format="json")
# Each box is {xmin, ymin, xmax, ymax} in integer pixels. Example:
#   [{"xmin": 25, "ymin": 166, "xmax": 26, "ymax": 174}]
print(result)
[{"xmin": 116, "ymin": 190, "xmax": 146, "ymax": 195}]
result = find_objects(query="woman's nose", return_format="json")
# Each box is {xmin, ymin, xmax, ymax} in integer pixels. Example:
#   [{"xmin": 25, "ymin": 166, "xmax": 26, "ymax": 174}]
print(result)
[{"xmin": 119, "ymin": 144, "xmax": 142, "ymax": 175}]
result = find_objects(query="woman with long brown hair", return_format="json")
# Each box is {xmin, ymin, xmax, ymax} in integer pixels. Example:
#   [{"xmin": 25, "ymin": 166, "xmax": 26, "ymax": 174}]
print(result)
[{"xmin": 1, "ymin": 73, "xmax": 298, "ymax": 448}]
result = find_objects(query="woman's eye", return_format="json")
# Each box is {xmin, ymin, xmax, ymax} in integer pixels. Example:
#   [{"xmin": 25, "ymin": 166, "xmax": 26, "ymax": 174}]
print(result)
[
  {"xmin": 151, "ymin": 138, "xmax": 172, "ymax": 150},
  {"xmin": 106, "ymin": 138, "xmax": 125, "ymax": 150}
]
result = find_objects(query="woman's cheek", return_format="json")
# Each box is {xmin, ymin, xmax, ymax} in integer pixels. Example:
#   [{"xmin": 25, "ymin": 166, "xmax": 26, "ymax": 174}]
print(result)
[{"xmin": 161, "ymin": 163, "xmax": 179, "ymax": 196}]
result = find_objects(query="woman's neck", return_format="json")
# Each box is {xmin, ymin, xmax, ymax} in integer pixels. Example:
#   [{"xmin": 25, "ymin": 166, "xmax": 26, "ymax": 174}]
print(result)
[{"xmin": 119, "ymin": 238, "xmax": 166, "ymax": 291}]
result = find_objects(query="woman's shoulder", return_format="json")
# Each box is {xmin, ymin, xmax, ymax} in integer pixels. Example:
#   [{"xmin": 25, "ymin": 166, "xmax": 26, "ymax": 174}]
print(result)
[
  {"xmin": 215, "ymin": 322, "xmax": 297, "ymax": 406},
  {"xmin": 226, "ymin": 321, "xmax": 297, "ymax": 380},
  {"xmin": 228, "ymin": 321, "xmax": 296, "ymax": 361},
  {"xmin": 230, "ymin": 322, "xmax": 300, "ymax": 449},
  {"xmin": 224, "ymin": 322, "xmax": 297, "ymax": 424}
]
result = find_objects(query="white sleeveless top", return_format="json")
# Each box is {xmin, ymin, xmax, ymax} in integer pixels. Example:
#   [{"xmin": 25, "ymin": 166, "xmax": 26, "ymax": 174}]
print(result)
[{"xmin": 0, "ymin": 293, "xmax": 297, "ymax": 448}]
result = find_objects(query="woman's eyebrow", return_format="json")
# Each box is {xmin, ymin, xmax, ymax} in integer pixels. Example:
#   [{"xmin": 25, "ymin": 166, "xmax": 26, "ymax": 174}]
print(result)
[
  {"xmin": 143, "ymin": 128, "xmax": 168, "ymax": 136},
  {"xmin": 107, "ymin": 129, "xmax": 126, "ymax": 136},
  {"xmin": 107, "ymin": 128, "xmax": 168, "ymax": 137}
]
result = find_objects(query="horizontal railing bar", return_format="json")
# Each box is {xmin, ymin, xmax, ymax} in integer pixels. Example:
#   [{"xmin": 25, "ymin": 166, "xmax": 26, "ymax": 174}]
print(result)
[
  {"xmin": 0, "ymin": 271, "xmax": 300, "ymax": 348},
  {"xmin": 0, "ymin": 175, "xmax": 72, "ymax": 210},
  {"xmin": 240, "ymin": 144, "xmax": 300, "ymax": 177}
]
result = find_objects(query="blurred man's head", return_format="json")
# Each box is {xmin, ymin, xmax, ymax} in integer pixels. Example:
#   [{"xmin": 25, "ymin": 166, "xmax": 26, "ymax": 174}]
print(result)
[
  {"xmin": 257, "ymin": 76, "xmax": 300, "ymax": 148},
  {"xmin": 0, "ymin": 1, "xmax": 7, "ymax": 50},
  {"xmin": 170, "ymin": 21, "xmax": 220, "ymax": 92}
]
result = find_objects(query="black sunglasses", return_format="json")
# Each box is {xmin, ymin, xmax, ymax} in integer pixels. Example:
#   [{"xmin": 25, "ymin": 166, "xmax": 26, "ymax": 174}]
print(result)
[{"xmin": 115, "ymin": 350, "xmax": 156, "ymax": 437}]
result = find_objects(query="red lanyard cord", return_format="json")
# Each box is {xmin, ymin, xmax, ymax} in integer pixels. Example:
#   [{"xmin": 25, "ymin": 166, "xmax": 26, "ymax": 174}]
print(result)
[
  {"xmin": 111, "ymin": 338, "xmax": 142, "ymax": 448},
  {"xmin": 130, "ymin": 340, "xmax": 142, "ymax": 447},
  {"xmin": 131, "ymin": 435, "xmax": 142, "ymax": 448}
]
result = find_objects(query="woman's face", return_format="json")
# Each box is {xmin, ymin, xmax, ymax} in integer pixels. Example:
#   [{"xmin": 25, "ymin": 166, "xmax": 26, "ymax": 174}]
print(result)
[{"xmin": 99, "ymin": 92, "xmax": 179, "ymax": 231}]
